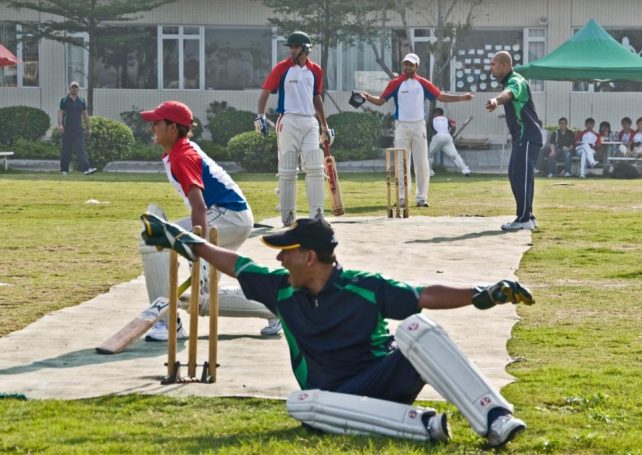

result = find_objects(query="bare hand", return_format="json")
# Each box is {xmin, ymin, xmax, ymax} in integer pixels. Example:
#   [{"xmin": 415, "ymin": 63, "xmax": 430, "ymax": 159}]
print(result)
[
  {"xmin": 486, "ymin": 98, "xmax": 498, "ymax": 112},
  {"xmin": 58, "ymin": 125, "xmax": 64, "ymax": 134},
  {"xmin": 462, "ymin": 92, "xmax": 475, "ymax": 101}
]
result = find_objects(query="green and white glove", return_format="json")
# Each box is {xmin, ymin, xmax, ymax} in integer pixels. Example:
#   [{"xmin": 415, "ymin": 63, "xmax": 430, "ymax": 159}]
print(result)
[
  {"xmin": 472, "ymin": 280, "xmax": 534, "ymax": 310},
  {"xmin": 140, "ymin": 212, "xmax": 205, "ymax": 261}
]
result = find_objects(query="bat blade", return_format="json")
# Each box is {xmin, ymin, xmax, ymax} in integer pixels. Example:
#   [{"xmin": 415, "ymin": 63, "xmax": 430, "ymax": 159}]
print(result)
[
  {"xmin": 323, "ymin": 142, "xmax": 344, "ymax": 216},
  {"xmin": 96, "ymin": 297, "xmax": 170, "ymax": 354}
]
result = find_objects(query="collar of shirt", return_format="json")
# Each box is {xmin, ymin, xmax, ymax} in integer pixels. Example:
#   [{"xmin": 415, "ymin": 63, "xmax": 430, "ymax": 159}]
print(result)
[{"xmin": 162, "ymin": 137, "xmax": 190, "ymax": 159}]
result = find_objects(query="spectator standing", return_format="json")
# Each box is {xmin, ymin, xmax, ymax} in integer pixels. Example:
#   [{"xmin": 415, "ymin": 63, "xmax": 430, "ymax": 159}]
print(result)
[{"xmin": 57, "ymin": 81, "xmax": 96, "ymax": 175}]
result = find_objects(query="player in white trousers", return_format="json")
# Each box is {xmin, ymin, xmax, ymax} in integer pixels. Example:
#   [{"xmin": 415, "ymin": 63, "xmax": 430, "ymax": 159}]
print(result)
[
  {"xmin": 429, "ymin": 108, "xmax": 471, "ymax": 176},
  {"xmin": 360, "ymin": 53, "xmax": 474, "ymax": 207},
  {"xmin": 139, "ymin": 101, "xmax": 280, "ymax": 338},
  {"xmin": 255, "ymin": 31, "xmax": 334, "ymax": 227}
]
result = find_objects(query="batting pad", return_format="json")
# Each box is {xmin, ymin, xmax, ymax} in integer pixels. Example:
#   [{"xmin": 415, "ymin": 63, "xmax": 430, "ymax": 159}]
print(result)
[
  {"xmin": 140, "ymin": 243, "xmax": 169, "ymax": 304},
  {"xmin": 286, "ymin": 389, "xmax": 438, "ymax": 442},
  {"xmin": 396, "ymin": 314, "xmax": 512, "ymax": 435},
  {"xmin": 179, "ymin": 286, "xmax": 275, "ymax": 319},
  {"xmin": 278, "ymin": 149, "xmax": 298, "ymax": 225},
  {"xmin": 302, "ymin": 148, "xmax": 325, "ymax": 219}
]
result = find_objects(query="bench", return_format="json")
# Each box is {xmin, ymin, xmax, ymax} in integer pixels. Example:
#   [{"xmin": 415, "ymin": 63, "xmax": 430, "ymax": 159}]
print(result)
[{"xmin": 0, "ymin": 151, "xmax": 14, "ymax": 171}]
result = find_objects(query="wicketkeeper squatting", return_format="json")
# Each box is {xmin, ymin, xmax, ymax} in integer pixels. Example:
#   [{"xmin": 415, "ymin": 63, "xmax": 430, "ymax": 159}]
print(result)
[{"xmin": 140, "ymin": 214, "xmax": 535, "ymax": 447}]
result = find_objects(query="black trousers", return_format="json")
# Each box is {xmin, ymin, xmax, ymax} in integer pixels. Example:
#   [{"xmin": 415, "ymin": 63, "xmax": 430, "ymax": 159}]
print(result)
[
  {"xmin": 60, "ymin": 129, "xmax": 90, "ymax": 172},
  {"xmin": 508, "ymin": 139, "xmax": 541, "ymax": 222}
]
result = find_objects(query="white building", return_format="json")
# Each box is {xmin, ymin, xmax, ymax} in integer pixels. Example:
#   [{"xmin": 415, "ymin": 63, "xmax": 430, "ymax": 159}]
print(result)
[{"xmin": 1, "ymin": 0, "xmax": 642, "ymax": 143}]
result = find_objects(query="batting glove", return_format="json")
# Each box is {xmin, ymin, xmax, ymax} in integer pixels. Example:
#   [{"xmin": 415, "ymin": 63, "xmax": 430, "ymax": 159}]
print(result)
[
  {"xmin": 140, "ymin": 212, "xmax": 205, "ymax": 261},
  {"xmin": 254, "ymin": 114, "xmax": 268, "ymax": 137},
  {"xmin": 320, "ymin": 128, "xmax": 336, "ymax": 146},
  {"xmin": 472, "ymin": 280, "xmax": 534, "ymax": 310}
]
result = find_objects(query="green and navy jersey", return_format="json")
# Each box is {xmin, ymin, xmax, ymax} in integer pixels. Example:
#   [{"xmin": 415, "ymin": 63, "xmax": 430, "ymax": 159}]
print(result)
[
  {"xmin": 234, "ymin": 256, "xmax": 422, "ymax": 391},
  {"xmin": 501, "ymin": 71, "xmax": 542, "ymax": 144},
  {"xmin": 59, "ymin": 95, "xmax": 87, "ymax": 130}
]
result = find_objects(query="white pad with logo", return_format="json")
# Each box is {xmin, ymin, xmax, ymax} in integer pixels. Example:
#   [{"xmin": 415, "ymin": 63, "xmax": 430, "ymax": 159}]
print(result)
[
  {"xmin": 301, "ymin": 148, "xmax": 325, "ymax": 219},
  {"xmin": 179, "ymin": 286, "xmax": 275, "ymax": 319},
  {"xmin": 395, "ymin": 313, "xmax": 512, "ymax": 435},
  {"xmin": 140, "ymin": 243, "xmax": 169, "ymax": 303},
  {"xmin": 278, "ymin": 149, "xmax": 298, "ymax": 226},
  {"xmin": 286, "ymin": 389, "xmax": 437, "ymax": 441}
]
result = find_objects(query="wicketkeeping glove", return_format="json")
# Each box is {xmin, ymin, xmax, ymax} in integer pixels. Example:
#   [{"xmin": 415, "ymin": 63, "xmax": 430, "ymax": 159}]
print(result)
[
  {"xmin": 472, "ymin": 280, "xmax": 534, "ymax": 310},
  {"xmin": 140, "ymin": 212, "xmax": 205, "ymax": 261},
  {"xmin": 320, "ymin": 128, "xmax": 336, "ymax": 146},
  {"xmin": 254, "ymin": 114, "xmax": 268, "ymax": 137}
]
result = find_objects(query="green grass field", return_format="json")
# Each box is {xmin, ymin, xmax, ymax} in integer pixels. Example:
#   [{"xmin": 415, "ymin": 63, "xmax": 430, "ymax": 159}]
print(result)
[{"xmin": 1, "ymin": 171, "xmax": 641, "ymax": 454}]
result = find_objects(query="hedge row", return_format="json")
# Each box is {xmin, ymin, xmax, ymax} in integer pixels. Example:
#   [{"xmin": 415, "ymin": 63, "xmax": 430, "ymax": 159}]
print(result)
[{"xmin": 6, "ymin": 104, "xmax": 391, "ymax": 171}]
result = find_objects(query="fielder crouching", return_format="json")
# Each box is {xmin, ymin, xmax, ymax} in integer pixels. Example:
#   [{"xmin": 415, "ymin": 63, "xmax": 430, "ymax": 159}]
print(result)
[{"xmin": 140, "ymin": 214, "xmax": 535, "ymax": 447}]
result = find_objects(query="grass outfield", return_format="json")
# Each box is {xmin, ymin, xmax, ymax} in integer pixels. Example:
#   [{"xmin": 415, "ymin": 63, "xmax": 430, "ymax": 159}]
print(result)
[{"xmin": 1, "ymin": 171, "xmax": 641, "ymax": 454}]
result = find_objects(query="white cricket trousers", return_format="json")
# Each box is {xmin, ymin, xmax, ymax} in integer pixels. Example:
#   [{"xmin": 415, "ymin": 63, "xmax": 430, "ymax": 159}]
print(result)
[
  {"xmin": 429, "ymin": 132, "xmax": 471, "ymax": 174},
  {"xmin": 394, "ymin": 120, "xmax": 430, "ymax": 204},
  {"xmin": 276, "ymin": 113, "xmax": 324, "ymax": 225}
]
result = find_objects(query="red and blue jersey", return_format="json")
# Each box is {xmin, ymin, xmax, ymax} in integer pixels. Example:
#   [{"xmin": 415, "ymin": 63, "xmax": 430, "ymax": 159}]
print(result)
[
  {"xmin": 380, "ymin": 75, "xmax": 441, "ymax": 121},
  {"xmin": 162, "ymin": 138, "xmax": 249, "ymax": 212},
  {"xmin": 262, "ymin": 58, "xmax": 323, "ymax": 115},
  {"xmin": 235, "ymin": 257, "xmax": 422, "ymax": 391}
]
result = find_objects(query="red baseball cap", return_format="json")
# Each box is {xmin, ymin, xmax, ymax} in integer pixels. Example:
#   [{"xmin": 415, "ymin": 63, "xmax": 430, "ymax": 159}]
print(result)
[{"xmin": 140, "ymin": 101, "xmax": 193, "ymax": 127}]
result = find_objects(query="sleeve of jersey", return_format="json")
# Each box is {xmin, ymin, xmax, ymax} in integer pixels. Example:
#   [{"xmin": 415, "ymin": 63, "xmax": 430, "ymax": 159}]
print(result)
[
  {"xmin": 377, "ymin": 276, "xmax": 421, "ymax": 319},
  {"xmin": 311, "ymin": 64, "xmax": 323, "ymax": 97},
  {"xmin": 262, "ymin": 60, "xmax": 289, "ymax": 93},
  {"xmin": 380, "ymin": 78, "xmax": 401, "ymax": 101},
  {"xmin": 171, "ymin": 152, "xmax": 204, "ymax": 196},
  {"xmin": 506, "ymin": 76, "xmax": 526, "ymax": 102},
  {"xmin": 234, "ymin": 255, "xmax": 289, "ymax": 314},
  {"xmin": 418, "ymin": 77, "xmax": 441, "ymax": 101}
]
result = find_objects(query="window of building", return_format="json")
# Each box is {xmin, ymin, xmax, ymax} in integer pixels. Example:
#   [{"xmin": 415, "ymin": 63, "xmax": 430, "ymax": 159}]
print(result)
[
  {"xmin": 453, "ymin": 28, "xmax": 546, "ymax": 93},
  {"xmin": 0, "ymin": 23, "xmax": 40, "ymax": 88},
  {"xmin": 204, "ymin": 27, "xmax": 272, "ymax": 90},
  {"xmin": 94, "ymin": 26, "xmax": 157, "ymax": 89},
  {"xmin": 572, "ymin": 28, "xmax": 642, "ymax": 92},
  {"xmin": 159, "ymin": 25, "xmax": 203, "ymax": 90},
  {"xmin": 66, "ymin": 33, "xmax": 88, "ymax": 87}
]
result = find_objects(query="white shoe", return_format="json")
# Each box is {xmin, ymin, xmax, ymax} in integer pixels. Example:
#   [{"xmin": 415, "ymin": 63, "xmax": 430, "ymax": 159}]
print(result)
[
  {"xmin": 61, "ymin": 171, "xmax": 68, "ymax": 175},
  {"xmin": 547, "ymin": 173, "xmax": 553, "ymax": 178},
  {"xmin": 487, "ymin": 414, "xmax": 526, "ymax": 447},
  {"xmin": 530, "ymin": 216, "xmax": 538, "ymax": 229},
  {"xmin": 260, "ymin": 318, "xmax": 282, "ymax": 336},
  {"xmin": 416, "ymin": 200, "xmax": 430, "ymax": 207},
  {"xmin": 430, "ymin": 170, "xmax": 435, "ymax": 177},
  {"xmin": 501, "ymin": 219, "xmax": 535, "ymax": 231},
  {"xmin": 564, "ymin": 172, "xmax": 571, "ymax": 177},
  {"xmin": 423, "ymin": 411, "xmax": 450, "ymax": 442},
  {"xmin": 82, "ymin": 167, "xmax": 97, "ymax": 175},
  {"xmin": 145, "ymin": 317, "xmax": 187, "ymax": 342}
]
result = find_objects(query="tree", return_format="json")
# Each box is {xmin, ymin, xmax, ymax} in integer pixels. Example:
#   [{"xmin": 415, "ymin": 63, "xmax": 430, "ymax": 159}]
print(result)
[{"xmin": 0, "ymin": 0, "xmax": 173, "ymax": 113}]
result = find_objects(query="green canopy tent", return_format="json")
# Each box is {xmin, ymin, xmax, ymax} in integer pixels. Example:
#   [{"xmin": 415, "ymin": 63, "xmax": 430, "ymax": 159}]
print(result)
[{"xmin": 515, "ymin": 19, "xmax": 642, "ymax": 82}]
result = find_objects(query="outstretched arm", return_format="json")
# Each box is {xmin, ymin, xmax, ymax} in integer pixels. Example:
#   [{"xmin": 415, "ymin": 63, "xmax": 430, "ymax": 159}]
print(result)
[
  {"xmin": 437, "ymin": 92, "xmax": 475, "ymax": 103},
  {"xmin": 419, "ymin": 280, "xmax": 534, "ymax": 310},
  {"xmin": 140, "ymin": 212, "xmax": 239, "ymax": 277}
]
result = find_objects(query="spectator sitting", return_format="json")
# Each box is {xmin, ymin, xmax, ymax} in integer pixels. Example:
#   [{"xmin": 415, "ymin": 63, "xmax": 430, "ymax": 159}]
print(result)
[
  {"xmin": 598, "ymin": 120, "xmax": 618, "ymax": 162},
  {"xmin": 543, "ymin": 117, "xmax": 575, "ymax": 178},
  {"xmin": 575, "ymin": 117, "xmax": 601, "ymax": 178},
  {"xmin": 632, "ymin": 117, "xmax": 642, "ymax": 158},
  {"xmin": 616, "ymin": 116, "xmax": 634, "ymax": 156}
]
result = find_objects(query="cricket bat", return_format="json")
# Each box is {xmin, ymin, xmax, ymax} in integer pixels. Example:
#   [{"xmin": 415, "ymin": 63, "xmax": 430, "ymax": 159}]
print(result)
[
  {"xmin": 452, "ymin": 116, "xmax": 473, "ymax": 140},
  {"xmin": 95, "ymin": 277, "xmax": 191, "ymax": 354},
  {"xmin": 323, "ymin": 141, "xmax": 345, "ymax": 216}
]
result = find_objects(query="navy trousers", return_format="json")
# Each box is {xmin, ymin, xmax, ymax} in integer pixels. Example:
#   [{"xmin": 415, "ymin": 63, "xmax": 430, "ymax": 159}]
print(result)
[
  {"xmin": 508, "ymin": 139, "xmax": 541, "ymax": 222},
  {"xmin": 60, "ymin": 129, "xmax": 90, "ymax": 173}
]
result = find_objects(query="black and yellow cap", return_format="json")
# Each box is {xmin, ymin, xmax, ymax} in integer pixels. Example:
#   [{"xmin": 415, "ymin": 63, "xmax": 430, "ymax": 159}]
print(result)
[{"xmin": 261, "ymin": 218, "xmax": 338, "ymax": 254}]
